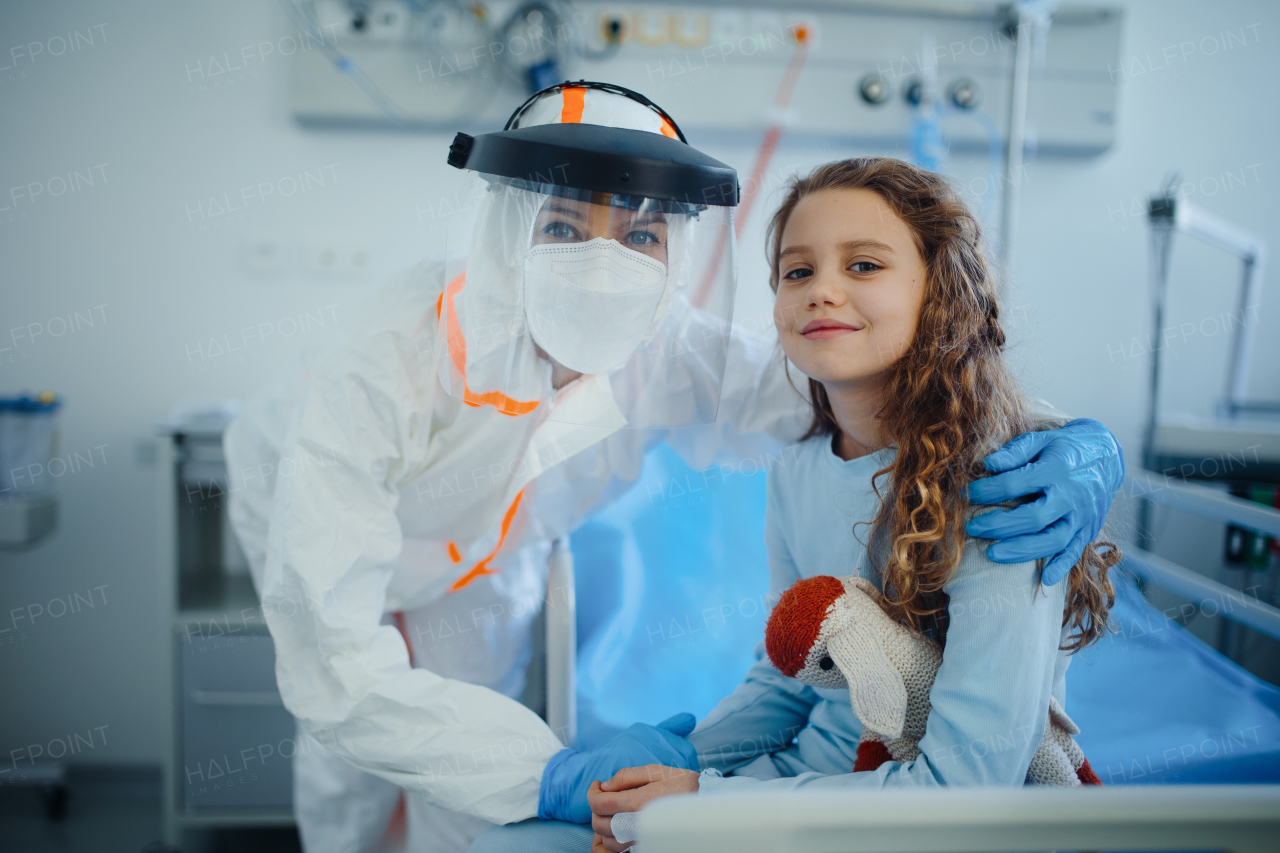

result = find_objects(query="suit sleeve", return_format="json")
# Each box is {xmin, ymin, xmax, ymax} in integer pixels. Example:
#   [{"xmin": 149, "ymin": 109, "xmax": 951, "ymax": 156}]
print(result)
[
  {"xmin": 714, "ymin": 322, "xmax": 811, "ymax": 445},
  {"xmin": 262, "ymin": 320, "xmax": 560, "ymax": 825}
]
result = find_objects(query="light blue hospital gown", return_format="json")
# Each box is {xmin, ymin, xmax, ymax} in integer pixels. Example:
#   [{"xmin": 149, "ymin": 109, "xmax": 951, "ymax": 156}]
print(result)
[
  {"xmin": 690, "ymin": 436, "xmax": 1073, "ymax": 791},
  {"xmin": 469, "ymin": 436, "xmax": 1074, "ymax": 852}
]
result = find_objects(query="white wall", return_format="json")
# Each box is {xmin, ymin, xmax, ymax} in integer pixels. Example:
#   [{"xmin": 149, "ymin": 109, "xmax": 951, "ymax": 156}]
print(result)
[{"xmin": 0, "ymin": 0, "xmax": 1276, "ymax": 764}]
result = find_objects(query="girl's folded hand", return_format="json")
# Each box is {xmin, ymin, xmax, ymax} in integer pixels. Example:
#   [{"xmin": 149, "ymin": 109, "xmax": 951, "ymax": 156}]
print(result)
[{"xmin": 588, "ymin": 765, "xmax": 700, "ymax": 851}]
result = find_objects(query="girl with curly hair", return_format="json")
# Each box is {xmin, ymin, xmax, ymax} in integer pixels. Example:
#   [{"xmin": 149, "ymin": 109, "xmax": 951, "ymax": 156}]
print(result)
[{"xmin": 586, "ymin": 157, "xmax": 1119, "ymax": 852}]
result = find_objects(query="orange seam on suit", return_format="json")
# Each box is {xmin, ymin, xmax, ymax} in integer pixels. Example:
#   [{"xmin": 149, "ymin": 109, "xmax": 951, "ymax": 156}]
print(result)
[
  {"xmin": 449, "ymin": 488, "xmax": 525, "ymax": 592},
  {"xmin": 659, "ymin": 117, "xmax": 678, "ymax": 139},
  {"xmin": 443, "ymin": 273, "xmax": 539, "ymax": 416},
  {"xmin": 560, "ymin": 86, "xmax": 586, "ymax": 123}
]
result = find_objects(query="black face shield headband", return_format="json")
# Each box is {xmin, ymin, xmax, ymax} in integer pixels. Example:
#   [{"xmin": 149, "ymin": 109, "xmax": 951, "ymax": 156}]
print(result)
[{"xmin": 447, "ymin": 81, "xmax": 740, "ymax": 209}]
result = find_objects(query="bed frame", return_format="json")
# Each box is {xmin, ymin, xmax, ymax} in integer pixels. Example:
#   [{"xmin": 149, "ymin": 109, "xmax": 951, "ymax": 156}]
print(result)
[{"xmin": 638, "ymin": 784, "xmax": 1280, "ymax": 852}]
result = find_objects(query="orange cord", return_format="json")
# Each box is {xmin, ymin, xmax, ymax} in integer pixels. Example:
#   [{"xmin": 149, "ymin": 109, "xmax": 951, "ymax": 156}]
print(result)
[{"xmin": 692, "ymin": 28, "xmax": 810, "ymax": 308}]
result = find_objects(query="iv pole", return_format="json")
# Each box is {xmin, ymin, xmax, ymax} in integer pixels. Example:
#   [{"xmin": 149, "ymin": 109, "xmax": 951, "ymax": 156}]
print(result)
[{"xmin": 999, "ymin": 0, "xmax": 1058, "ymax": 270}]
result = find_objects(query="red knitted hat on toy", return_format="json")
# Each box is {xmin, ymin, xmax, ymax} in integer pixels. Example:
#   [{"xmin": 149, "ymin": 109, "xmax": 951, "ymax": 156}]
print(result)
[{"xmin": 765, "ymin": 575, "xmax": 846, "ymax": 677}]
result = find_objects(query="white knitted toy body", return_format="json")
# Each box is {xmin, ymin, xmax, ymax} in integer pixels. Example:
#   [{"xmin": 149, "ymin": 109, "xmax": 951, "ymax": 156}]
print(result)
[{"xmin": 765, "ymin": 574, "xmax": 1098, "ymax": 786}]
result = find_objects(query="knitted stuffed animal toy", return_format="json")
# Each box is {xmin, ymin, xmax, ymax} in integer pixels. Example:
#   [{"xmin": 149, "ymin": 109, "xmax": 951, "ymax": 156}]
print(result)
[{"xmin": 764, "ymin": 574, "xmax": 1101, "ymax": 786}]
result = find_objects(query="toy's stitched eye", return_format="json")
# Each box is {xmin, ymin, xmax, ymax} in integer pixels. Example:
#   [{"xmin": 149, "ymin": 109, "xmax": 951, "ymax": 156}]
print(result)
[{"xmin": 819, "ymin": 656, "xmax": 834, "ymax": 671}]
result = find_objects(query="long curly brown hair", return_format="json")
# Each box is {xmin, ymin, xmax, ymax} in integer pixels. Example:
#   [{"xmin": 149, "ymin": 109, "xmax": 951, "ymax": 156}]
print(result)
[{"xmin": 766, "ymin": 158, "xmax": 1116, "ymax": 652}]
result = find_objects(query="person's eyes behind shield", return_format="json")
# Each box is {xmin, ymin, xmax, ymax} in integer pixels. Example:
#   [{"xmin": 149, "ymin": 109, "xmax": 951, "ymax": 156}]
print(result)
[
  {"xmin": 539, "ymin": 219, "xmax": 583, "ymax": 241},
  {"xmin": 615, "ymin": 213, "xmax": 667, "ymax": 260},
  {"xmin": 532, "ymin": 199, "xmax": 669, "ymax": 265}
]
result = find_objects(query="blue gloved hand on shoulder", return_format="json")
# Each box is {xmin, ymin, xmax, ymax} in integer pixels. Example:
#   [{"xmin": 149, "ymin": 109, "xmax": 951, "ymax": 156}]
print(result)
[
  {"xmin": 537, "ymin": 713, "xmax": 699, "ymax": 824},
  {"xmin": 966, "ymin": 418, "xmax": 1125, "ymax": 586}
]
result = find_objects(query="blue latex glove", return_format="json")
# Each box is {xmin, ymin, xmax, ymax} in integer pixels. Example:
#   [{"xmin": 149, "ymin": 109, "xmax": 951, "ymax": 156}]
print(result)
[
  {"xmin": 966, "ymin": 418, "xmax": 1124, "ymax": 586},
  {"xmin": 537, "ymin": 713, "xmax": 699, "ymax": 824}
]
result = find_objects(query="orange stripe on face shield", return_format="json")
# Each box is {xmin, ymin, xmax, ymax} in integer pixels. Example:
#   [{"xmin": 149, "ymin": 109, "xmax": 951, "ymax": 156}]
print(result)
[
  {"xmin": 442, "ymin": 273, "xmax": 539, "ymax": 416},
  {"xmin": 560, "ymin": 86, "xmax": 586, "ymax": 124},
  {"xmin": 449, "ymin": 489, "xmax": 526, "ymax": 592}
]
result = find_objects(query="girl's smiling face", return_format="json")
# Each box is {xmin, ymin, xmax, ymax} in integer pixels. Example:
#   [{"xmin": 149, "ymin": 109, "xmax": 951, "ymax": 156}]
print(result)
[{"xmin": 773, "ymin": 188, "xmax": 928, "ymax": 388}]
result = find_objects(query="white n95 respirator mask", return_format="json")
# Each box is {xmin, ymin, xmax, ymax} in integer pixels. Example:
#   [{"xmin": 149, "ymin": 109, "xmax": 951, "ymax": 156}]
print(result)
[{"xmin": 523, "ymin": 237, "xmax": 668, "ymax": 375}]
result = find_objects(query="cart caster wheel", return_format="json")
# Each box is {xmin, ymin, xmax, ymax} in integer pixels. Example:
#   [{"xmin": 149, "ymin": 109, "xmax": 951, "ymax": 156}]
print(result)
[{"xmin": 40, "ymin": 783, "xmax": 69, "ymax": 821}]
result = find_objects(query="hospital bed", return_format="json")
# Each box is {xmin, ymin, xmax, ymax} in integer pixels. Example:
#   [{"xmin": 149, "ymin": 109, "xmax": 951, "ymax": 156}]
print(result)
[
  {"xmin": 638, "ymin": 784, "xmax": 1280, "ymax": 852},
  {"xmin": 562, "ymin": 443, "xmax": 1280, "ymax": 852}
]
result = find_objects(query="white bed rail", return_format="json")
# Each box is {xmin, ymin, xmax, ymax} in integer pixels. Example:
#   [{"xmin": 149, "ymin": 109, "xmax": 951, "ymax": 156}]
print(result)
[
  {"xmin": 639, "ymin": 784, "xmax": 1280, "ymax": 852},
  {"xmin": 1124, "ymin": 469, "xmax": 1280, "ymax": 538},
  {"xmin": 1118, "ymin": 469, "xmax": 1280, "ymax": 642},
  {"xmin": 546, "ymin": 537, "xmax": 577, "ymax": 748},
  {"xmin": 1118, "ymin": 539, "xmax": 1280, "ymax": 642}
]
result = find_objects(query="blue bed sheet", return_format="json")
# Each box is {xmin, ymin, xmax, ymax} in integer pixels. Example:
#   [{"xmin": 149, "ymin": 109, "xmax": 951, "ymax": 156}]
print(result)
[
  {"xmin": 571, "ymin": 442, "xmax": 1280, "ymax": 784},
  {"xmin": 1071, "ymin": 574, "xmax": 1280, "ymax": 784}
]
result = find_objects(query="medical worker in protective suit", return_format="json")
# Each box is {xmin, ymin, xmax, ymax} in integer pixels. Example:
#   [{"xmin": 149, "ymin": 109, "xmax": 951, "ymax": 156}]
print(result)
[{"xmin": 224, "ymin": 82, "xmax": 1124, "ymax": 853}]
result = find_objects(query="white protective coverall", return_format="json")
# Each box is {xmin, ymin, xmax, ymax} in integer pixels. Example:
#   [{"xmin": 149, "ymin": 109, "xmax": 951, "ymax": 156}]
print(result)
[{"xmin": 224, "ymin": 87, "xmax": 807, "ymax": 853}]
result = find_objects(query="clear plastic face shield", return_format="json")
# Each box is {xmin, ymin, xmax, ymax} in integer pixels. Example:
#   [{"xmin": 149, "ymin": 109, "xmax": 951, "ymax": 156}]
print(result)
[{"xmin": 437, "ymin": 84, "xmax": 739, "ymax": 428}]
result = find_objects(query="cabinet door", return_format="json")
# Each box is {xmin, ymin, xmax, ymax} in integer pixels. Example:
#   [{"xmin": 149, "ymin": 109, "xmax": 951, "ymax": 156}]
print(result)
[{"xmin": 181, "ymin": 631, "xmax": 295, "ymax": 809}]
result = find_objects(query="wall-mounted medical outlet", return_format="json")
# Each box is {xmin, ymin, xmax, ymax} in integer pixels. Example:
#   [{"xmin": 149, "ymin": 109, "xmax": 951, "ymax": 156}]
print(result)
[{"xmin": 289, "ymin": 1, "xmax": 1123, "ymax": 156}]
